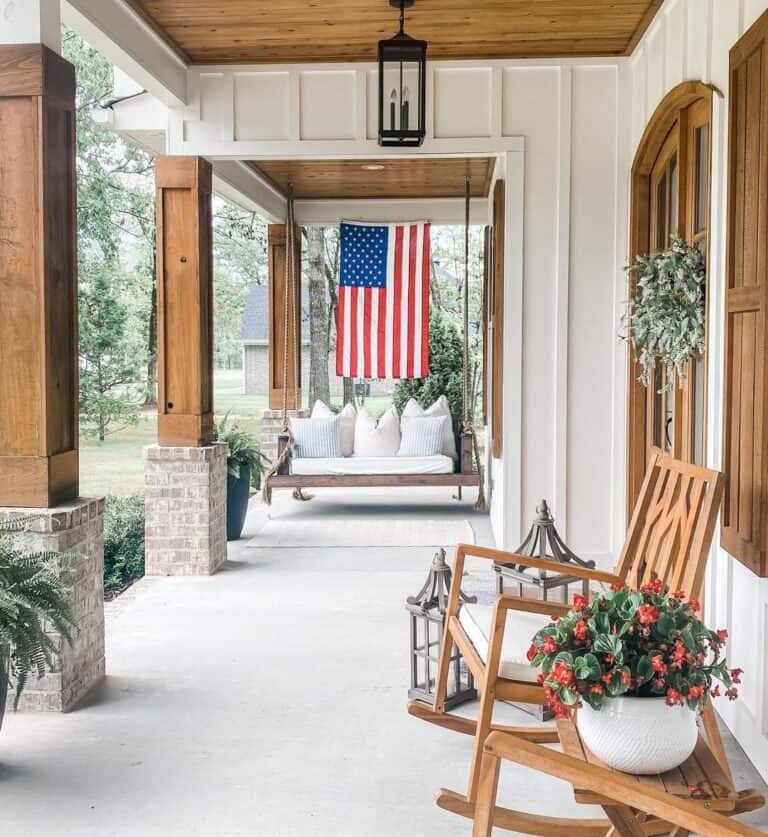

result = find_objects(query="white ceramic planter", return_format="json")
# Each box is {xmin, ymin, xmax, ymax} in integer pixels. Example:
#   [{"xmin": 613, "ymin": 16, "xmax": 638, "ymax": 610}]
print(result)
[{"xmin": 577, "ymin": 696, "xmax": 698, "ymax": 774}]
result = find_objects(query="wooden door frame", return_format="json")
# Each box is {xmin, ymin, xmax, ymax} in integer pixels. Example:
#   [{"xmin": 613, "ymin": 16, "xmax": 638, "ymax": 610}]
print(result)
[{"xmin": 627, "ymin": 81, "xmax": 716, "ymax": 518}]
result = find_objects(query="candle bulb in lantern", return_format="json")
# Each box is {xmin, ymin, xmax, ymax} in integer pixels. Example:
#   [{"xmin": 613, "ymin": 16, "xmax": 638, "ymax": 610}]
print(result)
[
  {"xmin": 390, "ymin": 88, "xmax": 398, "ymax": 131},
  {"xmin": 402, "ymin": 86, "xmax": 410, "ymax": 131}
]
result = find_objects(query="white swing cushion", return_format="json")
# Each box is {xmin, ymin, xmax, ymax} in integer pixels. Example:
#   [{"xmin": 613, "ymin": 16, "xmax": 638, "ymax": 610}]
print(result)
[
  {"xmin": 354, "ymin": 406, "xmax": 401, "ymax": 458},
  {"xmin": 458, "ymin": 603, "xmax": 548, "ymax": 684},
  {"xmin": 290, "ymin": 455, "xmax": 454, "ymax": 476}
]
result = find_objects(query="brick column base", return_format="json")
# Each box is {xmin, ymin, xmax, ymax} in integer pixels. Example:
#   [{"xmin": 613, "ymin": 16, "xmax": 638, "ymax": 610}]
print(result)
[
  {"xmin": 260, "ymin": 408, "xmax": 309, "ymax": 468},
  {"xmin": 144, "ymin": 444, "xmax": 227, "ymax": 576},
  {"xmin": 1, "ymin": 498, "xmax": 106, "ymax": 712}
]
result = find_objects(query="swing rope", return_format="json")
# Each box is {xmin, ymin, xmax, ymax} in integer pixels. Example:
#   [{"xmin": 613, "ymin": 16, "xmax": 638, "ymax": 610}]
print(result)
[
  {"xmin": 262, "ymin": 187, "xmax": 309, "ymax": 505},
  {"xmin": 461, "ymin": 175, "xmax": 487, "ymax": 512}
]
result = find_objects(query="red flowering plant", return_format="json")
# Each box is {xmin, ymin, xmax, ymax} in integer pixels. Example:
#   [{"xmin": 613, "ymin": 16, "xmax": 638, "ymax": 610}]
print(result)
[{"xmin": 527, "ymin": 580, "xmax": 740, "ymax": 719}]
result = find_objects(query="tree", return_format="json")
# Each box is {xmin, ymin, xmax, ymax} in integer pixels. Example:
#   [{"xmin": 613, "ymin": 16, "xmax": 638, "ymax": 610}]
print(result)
[
  {"xmin": 213, "ymin": 199, "xmax": 268, "ymax": 369},
  {"xmin": 79, "ymin": 259, "xmax": 144, "ymax": 441},
  {"xmin": 306, "ymin": 226, "xmax": 331, "ymax": 405},
  {"xmin": 393, "ymin": 308, "xmax": 467, "ymax": 424},
  {"xmin": 62, "ymin": 28, "xmax": 156, "ymax": 410}
]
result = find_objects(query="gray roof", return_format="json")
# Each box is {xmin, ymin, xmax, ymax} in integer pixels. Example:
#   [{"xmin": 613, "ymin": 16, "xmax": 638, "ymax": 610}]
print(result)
[{"xmin": 241, "ymin": 284, "xmax": 310, "ymax": 342}]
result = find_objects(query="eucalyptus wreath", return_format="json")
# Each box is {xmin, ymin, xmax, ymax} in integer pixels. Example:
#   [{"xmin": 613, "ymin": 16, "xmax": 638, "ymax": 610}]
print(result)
[{"xmin": 624, "ymin": 237, "xmax": 706, "ymax": 392}]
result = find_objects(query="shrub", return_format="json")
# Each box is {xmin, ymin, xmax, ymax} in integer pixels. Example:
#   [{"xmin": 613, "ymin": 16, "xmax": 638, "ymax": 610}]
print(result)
[
  {"xmin": 104, "ymin": 495, "xmax": 145, "ymax": 595},
  {"xmin": 393, "ymin": 309, "xmax": 466, "ymax": 423}
]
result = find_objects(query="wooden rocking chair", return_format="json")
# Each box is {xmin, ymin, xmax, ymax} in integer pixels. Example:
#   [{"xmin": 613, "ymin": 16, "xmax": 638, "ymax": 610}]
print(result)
[
  {"xmin": 408, "ymin": 451, "xmax": 726, "ymax": 832},
  {"xmin": 472, "ymin": 730, "xmax": 765, "ymax": 836}
]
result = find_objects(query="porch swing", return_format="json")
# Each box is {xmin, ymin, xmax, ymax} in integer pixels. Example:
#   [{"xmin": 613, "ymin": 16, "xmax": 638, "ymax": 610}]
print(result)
[{"xmin": 262, "ymin": 178, "xmax": 485, "ymax": 509}]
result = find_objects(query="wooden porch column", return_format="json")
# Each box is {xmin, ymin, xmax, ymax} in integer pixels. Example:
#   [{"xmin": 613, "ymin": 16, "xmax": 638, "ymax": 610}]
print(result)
[
  {"xmin": 0, "ymin": 45, "xmax": 78, "ymax": 507},
  {"xmin": 156, "ymin": 156, "xmax": 214, "ymax": 446},
  {"xmin": 268, "ymin": 224, "xmax": 302, "ymax": 410}
]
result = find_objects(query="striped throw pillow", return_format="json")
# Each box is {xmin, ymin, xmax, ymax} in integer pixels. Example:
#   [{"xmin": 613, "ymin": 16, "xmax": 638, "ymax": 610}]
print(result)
[
  {"xmin": 291, "ymin": 416, "xmax": 342, "ymax": 459},
  {"xmin": 398, "ymin": 416, "xmax": 447, "ymax": 458}
]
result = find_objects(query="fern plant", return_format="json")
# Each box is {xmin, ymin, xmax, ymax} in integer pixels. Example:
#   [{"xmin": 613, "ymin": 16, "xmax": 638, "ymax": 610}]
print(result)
[
  {"xmin": 214, "ymin": 415, "xmax": 265, "ymax": 488},
  {"xmin": 624, "ymin": 237, "xmax": 706, "ymax": 392},
  {"xmin": 0, "ymin": 516, "xmax": 77, "ymax": 710}
]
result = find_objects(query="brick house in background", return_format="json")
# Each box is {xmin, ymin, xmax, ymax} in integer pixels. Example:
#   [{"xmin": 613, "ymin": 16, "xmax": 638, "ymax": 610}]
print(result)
[{"xmin": 241, "ymin": 285, "xmax": 393, "ymax": 399}]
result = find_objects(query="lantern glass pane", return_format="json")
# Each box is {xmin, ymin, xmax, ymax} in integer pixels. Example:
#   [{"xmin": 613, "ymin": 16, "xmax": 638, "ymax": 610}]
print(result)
[{"xmin": 382, "ymin": 60, "xmax": 421, "ymax": 132}]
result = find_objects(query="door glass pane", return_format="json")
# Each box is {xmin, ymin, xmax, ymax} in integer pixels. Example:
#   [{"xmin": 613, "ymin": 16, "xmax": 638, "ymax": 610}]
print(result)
[
  {"xmin": 652, "ymin": 367, "xmax": 664, "ymax": 448},
  {"xmin": 695, "ymin": 125, "xmax": 710, "ymax": 234},
  {"xmin": 691, "ymin": 356, "xmax": 706, "ymax": 465},
  {"xmin": 669, "ymin": 154, "xmax": 678, "ymax": 238},
  {"xmin": 655, "ymin": 176, "xmax": 667, "ymax": 249}
]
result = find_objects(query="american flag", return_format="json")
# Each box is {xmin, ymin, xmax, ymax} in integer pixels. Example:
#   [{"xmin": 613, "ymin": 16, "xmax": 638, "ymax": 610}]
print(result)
[{"xmin": 336, "ymin": 221, "xmax": 431, "ymax": 379}]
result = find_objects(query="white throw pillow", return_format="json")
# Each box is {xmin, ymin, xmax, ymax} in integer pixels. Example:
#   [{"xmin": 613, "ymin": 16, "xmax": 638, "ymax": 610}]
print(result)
[
  {"xmin": 290, "ymin": 416, "xmax": 341, "ymax": 459},
  {"xmin": 398, "ymin": 415, "xmax": 447, "ymax": 457},
  {"xmin": 312, "ymin": 400, "xmax": 356, "ymax": 456},
  {"xmin": 354, "ymin": 406, "xmax": 401, "ymax": 458},
  {"xmin": 402, "ymin": 395, "xmax": 457, "ymax": 459}
]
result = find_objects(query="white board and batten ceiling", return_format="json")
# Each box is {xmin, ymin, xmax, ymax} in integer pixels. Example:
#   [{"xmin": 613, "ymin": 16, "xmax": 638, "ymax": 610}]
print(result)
[{"xmin": 628, "ymin": 0, "xmax": 768, "ymax": 782}]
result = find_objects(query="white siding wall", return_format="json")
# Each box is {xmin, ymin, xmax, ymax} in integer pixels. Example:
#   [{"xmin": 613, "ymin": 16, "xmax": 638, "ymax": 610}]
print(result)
[
  {"xmin": 629, "ymin": 0, "xmax": 768, "ymax": 780},
  {"xmin": 490, "ymin": 65, "xmax": 625, "ymax": 564}
]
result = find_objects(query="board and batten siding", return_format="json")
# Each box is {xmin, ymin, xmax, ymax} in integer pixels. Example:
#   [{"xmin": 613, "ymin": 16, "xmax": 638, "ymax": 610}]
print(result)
[
  {"xmin": 629, "ymin": 0, "xmax": 768, "ymax": 781},
  {"xmin": 173, "ymin": 58, "xmax": 626, "ymax": 563}
]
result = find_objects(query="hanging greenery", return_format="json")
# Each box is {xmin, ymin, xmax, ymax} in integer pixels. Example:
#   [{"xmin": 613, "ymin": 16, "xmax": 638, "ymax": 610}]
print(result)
[{"xmin": 624, "ymin": 237, "xmax": 706, "ymax": 392}]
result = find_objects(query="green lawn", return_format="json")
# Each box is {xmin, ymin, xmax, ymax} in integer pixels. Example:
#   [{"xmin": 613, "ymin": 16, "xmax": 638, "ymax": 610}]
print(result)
[
  {"xmin": 79, "ymin": 372, "xmax": 405, "ymax": 497},
  {"xmin": 79, "ymin": 370, "xmax": 266, "ymax": 498}
]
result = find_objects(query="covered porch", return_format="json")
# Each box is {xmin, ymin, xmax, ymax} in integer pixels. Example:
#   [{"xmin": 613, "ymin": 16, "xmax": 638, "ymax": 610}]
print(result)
[
  {"xmin": 3, "ymin": 490, "xmax": 767, "ymax": 835},
  {"xmin": 3, "ymin": 0, "xmax": 768, "ymax": 834}
]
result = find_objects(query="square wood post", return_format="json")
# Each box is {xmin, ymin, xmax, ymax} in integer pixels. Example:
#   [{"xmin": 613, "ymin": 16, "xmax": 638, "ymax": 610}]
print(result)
[
  {"xmin": 155, "ymin": 156, "xmax": 214, "ymax": 447},
  {"xmin": 0, "ymin": 45, "xmax": 78, "ymax": 507},
  {"xmin": 268, "ymin": 224, "xmax": 302, "ymax": 410},
  {"xmin": 146, "ymin": 156, "xmax": 226, "ymax": 575}
]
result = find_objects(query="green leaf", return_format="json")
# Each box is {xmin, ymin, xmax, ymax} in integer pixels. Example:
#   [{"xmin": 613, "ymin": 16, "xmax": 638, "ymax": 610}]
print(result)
[
  {"xmin": 636, "ymin": 655, "xmax": 653, "ymax": 682},
  {"xmin": 593, "ymin": 634, "xmax": 622, "ymax": 658},
  {"xmin": 655, "ymin": 612, "xmax": 675, "ymax": 638},
  {"xmin": 681, "ymin": 629, "xmax": 697, "ymax": 653}
]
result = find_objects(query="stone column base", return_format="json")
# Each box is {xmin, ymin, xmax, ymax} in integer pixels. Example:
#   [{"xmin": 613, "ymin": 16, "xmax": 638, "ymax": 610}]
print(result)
[
  {"xmin": 1, "ymin": 498, "xmax": 106, "ymax": 712},
  {"xmin": 260, "ymin": 408, "xmax": 309, "ymax": 467},
  {"xmin": 144, "ymin": 444, "xmax": 227, "ymax": 576}
]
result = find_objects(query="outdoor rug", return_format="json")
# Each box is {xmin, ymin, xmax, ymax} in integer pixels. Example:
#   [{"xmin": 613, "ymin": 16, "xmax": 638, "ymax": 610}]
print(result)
[{"xmin": 246, "ymin": 518, "xmax": 475, "ymax": 549}]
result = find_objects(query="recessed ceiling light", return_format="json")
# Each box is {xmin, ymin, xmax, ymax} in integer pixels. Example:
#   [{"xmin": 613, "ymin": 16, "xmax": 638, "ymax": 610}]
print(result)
[{"xmin": 361, "ymin": 164, "xmax": 385, "ymax": 171}]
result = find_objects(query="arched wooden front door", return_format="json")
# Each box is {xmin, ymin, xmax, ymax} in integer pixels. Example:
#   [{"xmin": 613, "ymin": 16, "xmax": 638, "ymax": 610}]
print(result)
[{"xmin": 627, "ymin": 82, "xmax": 714, "ymax": 515}]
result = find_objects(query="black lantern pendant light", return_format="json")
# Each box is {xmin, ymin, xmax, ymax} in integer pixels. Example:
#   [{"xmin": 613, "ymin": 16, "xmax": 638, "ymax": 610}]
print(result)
[{"xmin": 378, "ymin": 0, "xmax": 427, "ymax": 147}]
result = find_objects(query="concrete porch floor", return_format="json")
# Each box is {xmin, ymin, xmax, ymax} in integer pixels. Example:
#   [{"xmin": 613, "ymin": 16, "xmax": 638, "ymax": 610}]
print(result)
[{"xmin": 1, "ymin": 486, "xmax": 767, "ymax": 836}]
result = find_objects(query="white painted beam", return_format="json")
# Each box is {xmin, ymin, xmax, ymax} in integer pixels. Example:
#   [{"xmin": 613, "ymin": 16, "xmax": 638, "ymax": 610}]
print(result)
[
  {"xmin": 0, "ymin": 0, "xmax": 60, "ymax": 51},
  {"xmin": 62, "ymin": 0, "xmax": 188, "ymax": 107},
  {"xmin": 212, "ymin": 161, "xmax": 287, "ymax": 223},
  {"xmin": 293, "ymin": 198, "xmax": 489, "ymax": 226}
]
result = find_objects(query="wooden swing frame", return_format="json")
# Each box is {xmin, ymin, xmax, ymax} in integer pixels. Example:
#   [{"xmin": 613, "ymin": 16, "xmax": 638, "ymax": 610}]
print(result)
[{"xmin": 263, "ymin": 176, "xmax": 485, "ymax": 506}]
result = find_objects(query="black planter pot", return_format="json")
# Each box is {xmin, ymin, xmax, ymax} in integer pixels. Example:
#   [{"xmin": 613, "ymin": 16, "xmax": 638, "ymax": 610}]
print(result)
[
  {"xmin": 0, "ymin": 647, "xmax": 9, "ymax": 734},
  {"xmin": 226, "ymin": 464, "xmax": 251, "ymax": 542}
]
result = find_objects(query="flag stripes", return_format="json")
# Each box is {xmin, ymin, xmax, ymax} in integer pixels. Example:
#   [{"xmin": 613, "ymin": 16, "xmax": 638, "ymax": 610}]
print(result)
[{"xmin": 336, "ymin": 221, "xmax": 430, "ymax": 380}]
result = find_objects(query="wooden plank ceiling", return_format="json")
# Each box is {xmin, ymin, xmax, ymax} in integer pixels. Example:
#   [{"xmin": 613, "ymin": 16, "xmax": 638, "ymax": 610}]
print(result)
[
  {"xmin": 248, "ymin": 157, "xmax": 495, "ymax": 200},
  {"xmin": 128, "ymin": 1, "xmax": 662, "ymax": 64}
]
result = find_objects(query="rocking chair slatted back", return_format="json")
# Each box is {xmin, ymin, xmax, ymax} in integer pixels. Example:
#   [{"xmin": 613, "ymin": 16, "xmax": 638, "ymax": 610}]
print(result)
[{"xmin": 615, "ymin": 451, "xmax": 724, "ymax": 600}]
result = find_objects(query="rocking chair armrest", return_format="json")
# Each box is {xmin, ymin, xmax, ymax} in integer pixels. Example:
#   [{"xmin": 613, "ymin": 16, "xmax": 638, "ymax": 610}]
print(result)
[
  {"xmin": 479, "ymin": 733, "xmax": 765, "ymax": 837},
  {"xmin": 456, "ymin": 543, "xmax": 621, "ymax": 587},
  {"xmin": 495, "ymin": 595, "xmax": 571, "ymax": 618}
]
